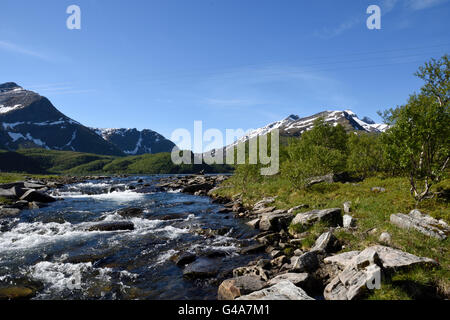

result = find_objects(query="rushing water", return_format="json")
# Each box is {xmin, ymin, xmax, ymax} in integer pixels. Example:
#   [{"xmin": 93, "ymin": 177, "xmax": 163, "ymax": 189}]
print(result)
[{"xmin": 0, "ymin": 176, "xmax": 261, "ymax": 300}]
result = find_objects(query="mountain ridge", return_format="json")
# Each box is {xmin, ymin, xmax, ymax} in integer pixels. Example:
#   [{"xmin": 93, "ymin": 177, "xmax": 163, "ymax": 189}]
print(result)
[{"xmin": 0, "ymin": 82, "xmax": 175, "ymax": 156}]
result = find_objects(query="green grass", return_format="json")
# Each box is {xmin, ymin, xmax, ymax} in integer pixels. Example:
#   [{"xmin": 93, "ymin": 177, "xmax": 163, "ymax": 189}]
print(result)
[
  {"xmin": 0, "ymin": 148, "xmax": 234, "ymax": 175},
  {"xmin": 212, "ymin": 174, "xmax": 450, "ymax": 300}
]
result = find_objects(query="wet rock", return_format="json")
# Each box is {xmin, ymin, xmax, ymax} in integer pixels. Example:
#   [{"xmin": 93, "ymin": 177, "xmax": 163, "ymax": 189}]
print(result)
[
  {"xmin": 256, "ymin": 233, "xmax": 280, "ymax": 245},
  {"xmin": 310, "ymin": 231, "xmax": 341, "ymax": 253},
  {"xmin": 390, "ymin": 210, "xmax": 448, "ymax": 240},
  {"xmin": 267, "ymin": 273, "xmax": 311, "ymax": 289},
  {"xmin": 218, "ymin": 275, "xmax": 266, "ymax": 300},
  {"xmin": 259, "ymin": 212, "xmax": 293, "ymax": 232},
  {"xmin": 236, "ymin": 280, "xmax": 314, "ymax": 300},
  {"xmin": 107, "ymin": 185, "xmax": 126, "ymax": 193},
  {"xmin": 291, "ymin": 208, "xmax": 342, "ymax": 228},
  {"xmin": 343, "ymin": 214, "xmax": 356, "ymax": 228},
  {"xmin": 20, "ymin": 189, "xmax": 56, "ymax": 203},
  {"xmin": 183, "ymin": 259, "xmax": 219, "ymax": 279},
  {"xmin": 88, "ymin": 221, "xmax": 135, "ymax": 232},
  {"xmin": 218, "ymin": 207, "xmax": 232, "ymax": 214},
  {"xmin": 232, "ymin": 203, "xmax": 244, "ymax": 213},
  {"xmin": 240, "ymin": 243, "xmax": 266, "ymax": 255},
  {"xmin": 182, "ymin": 183, "xmax": 214, "ymax": 194},
  {"xmin": 0, "ymin": 207, "xmax": 21, "ymax": 218},
  {"xmin": 290, "ymin": 251, "xmax": 319, "ymax": 273},
  {"xmin": 117, "ymin": 207, "xmax": 144, "ymax": 217},
  {"xmin": 172, "ymin": 252, "xmax": 197, "ymax": 266},
  {"xmin": 0, "ymin": 279, "xmax": 42, "ymax": 300}
]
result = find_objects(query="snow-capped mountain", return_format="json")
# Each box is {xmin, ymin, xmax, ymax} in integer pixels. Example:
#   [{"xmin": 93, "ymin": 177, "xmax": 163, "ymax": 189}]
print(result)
[
  {"xmin": 219, "ymin": 109, "xmax": 388, "ymax": 152},
  {"xmin": 92, "ymin": 128, "xmax": 175, "ymax": 155},
  {"xmin": 0, "ymin": 82, "xmax": 174, "ymax": 156}
]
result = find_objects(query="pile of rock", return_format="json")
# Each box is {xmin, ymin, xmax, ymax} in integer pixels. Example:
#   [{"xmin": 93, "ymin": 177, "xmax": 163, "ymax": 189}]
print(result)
[
  {"xmin": 0, "ymin": 180, "xmax": 58, "ymax": 218},
  {"xmin": 390, "ymin": 209, "xmax": 449, "ymax": 240},
  {"xmin": 212, "ymin": 195, "xmax": 441, "ymax": 300},
  {"xmin": 156, "ymin": 175, "xmax": 229, "ymax": 196}
]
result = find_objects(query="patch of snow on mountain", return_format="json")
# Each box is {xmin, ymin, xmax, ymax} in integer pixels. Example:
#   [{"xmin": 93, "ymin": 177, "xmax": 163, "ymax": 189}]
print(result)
[
  {"xmin": 0, "ymin": 104, "xmax": 23, "ymax": 114},
  {"xmin": 124, "ymin": 133, "xmax": 143, "ymax": 155}
]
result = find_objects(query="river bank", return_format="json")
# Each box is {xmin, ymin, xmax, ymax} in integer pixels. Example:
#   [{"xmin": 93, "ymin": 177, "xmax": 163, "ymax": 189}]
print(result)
[
  {"xmin": 0, "ymin": 173, "xmax": 448, "ymax": 300},
  {"xmin": 157, "ymin": 174, "xmax": 449, "ymax": 300}
]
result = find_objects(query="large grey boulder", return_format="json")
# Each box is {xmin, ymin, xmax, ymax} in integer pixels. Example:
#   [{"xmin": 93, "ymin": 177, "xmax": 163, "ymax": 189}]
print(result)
[
  {"xmin": 0, "ymin": 186, "xmax": 27, "ymax": 199},
  {"xmin": 267, "ymin": 273, "xmax": 311, "ymax": 289},
  {"xmin": 236, "ymin": 280, "xmax": 314, "ymax": 300},
  {"xmin": 310, "ymin": 231, "xmax": 340, "ymax": 253},
  {"xmin": 291, "ymin": 208, "xmax": 343, "ymax": 228},
  {"xmin": 291, "ymin": 251, "xmax": 319, "ymax": 272},
  {"xmin": 390, "ymin": 210, "xmax": 448, "ymax": 240},
  {"xmin": 218, "ymin": 276, "xmax": 266, "ymax": 300},
  {"xmin": 323, "ymin": 245, "xmax": 438, "ymax": 300},
  {"xmin": 259, "ymin": 212, "xmax": 293, "ymax": 232},
  {"xmin": 20, "ymin": 190, "xmax": 56, "ymax": 203},
  {"xmin": 324, "ymin": 245, "xmax": 437, "ymax": 271}
]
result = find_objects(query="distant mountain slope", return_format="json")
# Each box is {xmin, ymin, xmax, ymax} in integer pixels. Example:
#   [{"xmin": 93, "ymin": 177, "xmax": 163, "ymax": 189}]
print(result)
[
  {"xmin": 0, "ymin": 82, "xmax": 124, "ymax": 156},
  {"xmin": 224, "ymin": 109, "xmax": 388, "ymax": 151},
  {"xmin": 92, "ymin": 128, "xmax": 175, "ymax": 155}
]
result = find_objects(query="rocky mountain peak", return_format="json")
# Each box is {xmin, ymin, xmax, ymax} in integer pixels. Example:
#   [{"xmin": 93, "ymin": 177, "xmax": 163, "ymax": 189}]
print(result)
[{"xmin": 0, "ymin": 82, "xmax": 22, "ymax": 93}]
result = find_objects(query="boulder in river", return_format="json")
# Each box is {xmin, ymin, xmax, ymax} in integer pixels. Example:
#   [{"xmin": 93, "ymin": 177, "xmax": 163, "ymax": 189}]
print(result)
[
  {"xmin": 183, "ymin": 258, "xmax": 219, "ymax": 279},
  {"xmin": 218, "ymin": 275, "xmax": 266, "ymax": 300},
  {"xmin": 236, "ymin": 280, "xmax": 314, "ymax": 300},
  {"xmin": 0, "ymin": 207, "xmax": 21, "ymax": 218},
  {"xmin": 20, "ymin": 189, "xmax": 56, "ymax": 203},
  {"xmin": 117, "ymin": 207, "xmax": 144, "ymax": 217},
  {"xmin": 88, "ymin": 221, "xmax": 135, "ymax": 232}
]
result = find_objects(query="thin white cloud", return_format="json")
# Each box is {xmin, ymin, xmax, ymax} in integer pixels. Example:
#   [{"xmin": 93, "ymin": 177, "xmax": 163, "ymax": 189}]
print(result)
[
  {"xmin": 0, "ymin": 40, "xmax": 50, "ymax": 61},
  {"xmin": 382, "ymin": 0, "xmax": 449, "ymax": 11},
  {"xmin": 407, "ymin": 0, "xmax": 449, "ymax": 10},
  {"xmin": 314, "ymin": 18, "xmax": 361, "ymax": 39}
]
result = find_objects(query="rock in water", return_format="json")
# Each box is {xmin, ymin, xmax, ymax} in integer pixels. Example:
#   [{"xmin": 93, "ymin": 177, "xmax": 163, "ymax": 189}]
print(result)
[
  {"xmin": 20, "ymin": 190, "xmax": 56, "ymax": 203},
  {"xmin": 236, "ymin": 280, "xmax": 314, "ymax": 300},
  {"xmin": 183, "ymin": 259, "xmax": 219, "ymax": 279},
  {"xmin": 117, "ymin": 207, "xmax": 144, "ymax": 217},
  {"xmin": 0, "ymin": 208, "xmax": 21, "ymax": 218},
  {"xmin": 88, "ymin": 221, "xmax": 135, "ymax": 232},
  {"xmin": 218, "ymin": 276, "xmax": 266, "ymax": 300},
  {"xmin": 390, "ymin": 210, "xmax": 448, "ymax": 240}
]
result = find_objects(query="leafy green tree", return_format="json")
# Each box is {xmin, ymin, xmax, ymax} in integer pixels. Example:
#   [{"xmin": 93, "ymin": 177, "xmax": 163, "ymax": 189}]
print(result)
[
  {"xmin": 282, "ymin": 118, "xmax": 348, "ymax": 188},
  {"xmin": 347, "ymin": 132, "xmax": 386, "ymax": 178},
  {"xmin": 381, "ymin": 55, "xmax": 449, "ymax": 202}
]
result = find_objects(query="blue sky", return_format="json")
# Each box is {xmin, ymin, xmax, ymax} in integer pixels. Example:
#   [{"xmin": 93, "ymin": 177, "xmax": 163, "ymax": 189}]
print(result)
[{"xmin": 1, "ymin": 0, "xmax": 449, "ymax": 145}]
